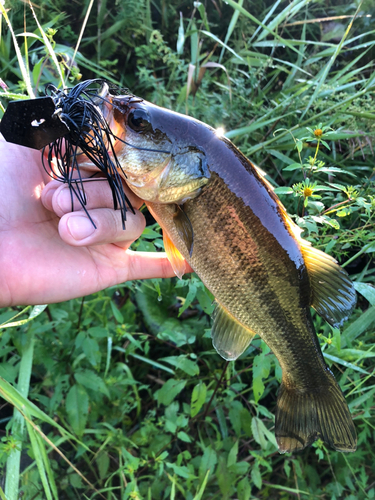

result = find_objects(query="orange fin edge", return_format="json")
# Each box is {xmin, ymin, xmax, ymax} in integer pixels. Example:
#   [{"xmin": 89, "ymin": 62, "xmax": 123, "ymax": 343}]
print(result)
[{"xmin": 163, "ymin": 230, "xmax": 186, "ymax": 280}]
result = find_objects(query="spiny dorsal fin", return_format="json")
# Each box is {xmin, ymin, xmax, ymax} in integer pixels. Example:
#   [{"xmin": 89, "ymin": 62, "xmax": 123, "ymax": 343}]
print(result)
[
  {"xmin": 211, "ymin": 302, "xmax": 256, "ymax": 361},
  {"xmin": 300, "ymin": 239, "xmax": 356, "ymax": 328},
  {"xmin": 163, "ymin": 230, "xmax": 186, "ymax": 280}
]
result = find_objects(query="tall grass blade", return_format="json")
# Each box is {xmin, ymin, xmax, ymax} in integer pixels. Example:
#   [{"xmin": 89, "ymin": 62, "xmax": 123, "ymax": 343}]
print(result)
[
  {"xmin": 27, "ymin": 1, "xmax": 64, "ymax": 87},
  {"xmin": 224, "ymin": 0, "xmax": 304, "ymax": 57},
  {"xmin": 0, "ymin": 376, "xmax": 86, "ymax": 445},
  {"xmin": 301, "ymin": 2, "xmax": 362, "ymax": 118},
  {"xmin": 66, "ymin": 0, "xmax": 95, "ymax": 83},
  {"xmin": 250, "ymin": 0, "xmax": 283, "ymax": 43},
  {"xmin": 219, "ymin": 0, "xmax": 243, "ymax": 63},
  {"xmin": 0, "ymin": 3, "xmax": 34, "ymax": 98},
  {"xmin": 255, "ymin": 0, "xmax": 310, "ymax": 43},
  {"xmin": 1, "ymin": 305, "xmax": 47, "ymax": 328},
  {"xmin": 4, "ymin": 331, "xmax": 35, "ymax": 500},
  {"xmin": 247, "ymin": 83, "xmax": 375, "ymax": 154},
  {"xmin": 193, "ymin": 470, "xmax": 210, "ymax": 500},
  {"xmin": 341, "ymin": 306, "xmax": 375, "ymax": 348},
  {"xmin": 25, "ymin": 420, "xmax": 54, "ymax": 500}
]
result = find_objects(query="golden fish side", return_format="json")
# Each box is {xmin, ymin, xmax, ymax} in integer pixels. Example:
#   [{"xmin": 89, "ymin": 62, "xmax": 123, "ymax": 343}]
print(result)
[{"xmin": 99, "ymin": 93, "xmax": 357, "ymax": 453}]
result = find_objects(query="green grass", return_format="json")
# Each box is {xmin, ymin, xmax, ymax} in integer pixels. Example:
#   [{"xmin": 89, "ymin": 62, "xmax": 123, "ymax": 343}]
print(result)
[{"xmin": 1, "ymin": 0, "xmax": 375, "ymax": 498}]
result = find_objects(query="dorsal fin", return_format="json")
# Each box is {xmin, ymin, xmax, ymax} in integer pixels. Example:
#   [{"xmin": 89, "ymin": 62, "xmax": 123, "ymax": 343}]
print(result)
[
  {"xmin": 299, "ymin": 239, "xmax": 356, "ymax": 328},
  {"xmin": 211, "ymin": 302, "xmax": 256, "ymax": 360},
  {"xmin": 163, "ymin": 230, "xmax": 186, "ymax": 280}
]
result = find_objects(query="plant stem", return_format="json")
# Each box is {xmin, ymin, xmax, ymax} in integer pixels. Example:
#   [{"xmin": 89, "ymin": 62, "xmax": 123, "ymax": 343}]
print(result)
[
  {"xmin": 309, "ymin": 139, "xmax": 320, "ymax": 175},
  {"xmin": 5, "ymin": 329, "xmax": 35, "ymax": 500}
]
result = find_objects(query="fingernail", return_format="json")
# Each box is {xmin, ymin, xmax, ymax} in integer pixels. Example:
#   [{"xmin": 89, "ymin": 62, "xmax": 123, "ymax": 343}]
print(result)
[
  {"xmin": 57, "ymin": 188, "xmax": 86, "ymax": 213},
  {"xmin": 67, "ymin": 216, "xmax": 95, "ymax": 240},
  {"xmin": 57, "ymin": 188, "xmax": 74, "ymax": 213}
]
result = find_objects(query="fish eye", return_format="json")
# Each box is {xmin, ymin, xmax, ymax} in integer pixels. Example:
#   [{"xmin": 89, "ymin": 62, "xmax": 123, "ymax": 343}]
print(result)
[{"xmin": 127, "ymin": 107, "xmax": 151, "ymax": 132}]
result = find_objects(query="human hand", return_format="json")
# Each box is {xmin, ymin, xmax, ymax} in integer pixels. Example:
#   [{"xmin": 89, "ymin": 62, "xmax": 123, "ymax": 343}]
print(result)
[{"xmin": 0, "ymin": 137, "xmax": 178, "ymax": 307}]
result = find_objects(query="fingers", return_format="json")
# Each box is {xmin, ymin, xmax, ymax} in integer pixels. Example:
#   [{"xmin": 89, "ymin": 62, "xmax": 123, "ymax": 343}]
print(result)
[
  {"xmin": 42, "ymin": 177, "xmax": 143, "ymax": 215},
  {"xmin": 123, "ymin": 250, "xmax": 194, "ymax": 281},
  {"xmin": 58, "ymin": 207, "xmax": 146, "ymax": 248}
]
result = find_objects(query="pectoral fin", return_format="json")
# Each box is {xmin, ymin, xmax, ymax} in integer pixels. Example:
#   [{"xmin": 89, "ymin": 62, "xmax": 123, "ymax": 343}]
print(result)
[
  {"xmin": 211, "ymin": 302, "xmax": 256, "ymax": 361},
  {"xmin": 163, "ymin": 230, "xmax": 186, "ymax": 280},
  {"xmin": 173, "ymin": 205, "xmax": 194, "ymax": 257},
  {"xmin": 300, "ymin": 240, "xmax": 356, "ymax": 328}
]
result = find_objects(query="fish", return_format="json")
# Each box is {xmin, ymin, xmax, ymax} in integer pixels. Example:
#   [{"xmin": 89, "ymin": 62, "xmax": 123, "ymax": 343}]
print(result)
[
  {"xmin": 1, "ymin": 81, "xmax": 357, "ymax": 453},
  {"xmin": 94, "ymin": 90, "xmax": 358, "ymax": 454}
]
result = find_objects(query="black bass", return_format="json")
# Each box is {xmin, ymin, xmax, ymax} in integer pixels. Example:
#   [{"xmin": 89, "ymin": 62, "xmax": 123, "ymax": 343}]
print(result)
[{"xmin": 92, "ymin": 90, "xmax": 356, "ymax": 453}]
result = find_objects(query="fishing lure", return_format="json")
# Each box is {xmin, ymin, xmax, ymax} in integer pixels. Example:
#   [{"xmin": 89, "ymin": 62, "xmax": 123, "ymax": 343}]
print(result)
[{"xmin": 1, "ymin": 79, "xmax": 136, "ymax": 227}]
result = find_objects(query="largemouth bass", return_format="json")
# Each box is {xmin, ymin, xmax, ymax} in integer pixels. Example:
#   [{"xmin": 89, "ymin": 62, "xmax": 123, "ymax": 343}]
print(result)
[{"xmin": 98, "ymin": 91, "xmax": 357, "ymax": 453}]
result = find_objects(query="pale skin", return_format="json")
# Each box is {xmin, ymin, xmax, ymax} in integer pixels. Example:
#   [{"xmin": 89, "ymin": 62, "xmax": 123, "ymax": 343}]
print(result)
[{"xmin": 0, "ymin": 137, "xmax": 188, "ymax": 307}]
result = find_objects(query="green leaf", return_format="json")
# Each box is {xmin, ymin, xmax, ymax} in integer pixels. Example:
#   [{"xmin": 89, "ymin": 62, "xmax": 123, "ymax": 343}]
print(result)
[
  {"xmin": 273, "ymin": 187, "xmax": 294, "ymax": 195},
  {"xmin": 354, "ymin": 283, "xmax": 375, "ymax": 306},
  {"xmin": 251, "ymin": 417, "xmax": 267, "ymax": 449},
  {"xmin": 177, "ymin": 431, "xmax": 191, "ymax": 443},
  {"xmin": 323, "ymin": 353, "xmax": 369, "ymax": 375},
  {"xmin": 196, "ymin": 286, "xmax": 215, "ymax": 315},
  {"xmin": 110, "ymin": 301, "xmax": 124, "ymax": 323},
  {"xmin": 74, "ymin": 370, "xmax": 110, "ymax": 397},
  {"xmin": 178, "ymin": 282, "xmax": 197, "ymax": 316},
  {"xmin": 216, "ymin": 405, "xmax": 228, "ymax": 439},
  {"xmin": 162, "ymin": 355, "xmax": 199, "ymax": 376},
  {"xmin": 191, "ymin": 382, "xmax": 207, "ymax": 417},
  {"xmin": 66, "ymin": 384, "xmax": 89, "ymax": 436},
  {"xmin": 229, "ymin": 401, "xmax": 243, "ymax": 436},
  {"xmin": 240, "ymin": 408, "xmax": 253, "ymax": 438},
  {"xmin": 341, "ymin": 305, "xmax": 375, "ymax": 348},
  {"xmin": 251, "ymin": 462, "xmax": 262, "ymax": 489},
  {"xmin": 193, "ymin": 470, "xmax": 210, "ymax": 500},
  {"xmin": 227, "ymin": 440, "xmax": 238, "ymax": 468},
  {"xmin": 166, "ymin": 462, "xmax": 195, "ymax": 479},
  {"xmin": 237, "ymin": 477, "xmax": 251, "ymax": 500},
  {"xmin": 82, "ymin": 337, "xmax": 101, "ymax": 367},
  {"xmin": 96, "ymin": 452, "xmax": 110, "ymax": 480},
  {"xmin": 282, "ymin": 163, "xmax": 303, "ymax": 171},
  {"xmin": 155, "ymin": 379, "xmax": 187, "ymax": 406},
  {"xmin": 87, "ymin": 326, "xmax": 108, "ymax": 338},
  {"xmin": 216, "ymin": 455, "xmax": 232, "ymax": 496},
  {"xmin": 199, "ymin": 445, "xmax": 217, "ymax": 480},
  {"xmin": 253, "ymin": 351, "xmax": 271, "ymax": 402}
]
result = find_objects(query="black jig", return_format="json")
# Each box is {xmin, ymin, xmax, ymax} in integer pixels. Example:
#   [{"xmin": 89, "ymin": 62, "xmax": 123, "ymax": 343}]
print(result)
[{"xmin": 1, "ymin": 79, "xmax": 134, "ymax": 228}]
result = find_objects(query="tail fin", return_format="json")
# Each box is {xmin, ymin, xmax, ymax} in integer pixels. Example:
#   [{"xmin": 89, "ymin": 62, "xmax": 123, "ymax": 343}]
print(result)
[{"xmin": 275, "ymin": 373, "xmax": 357, "ymax": 453}]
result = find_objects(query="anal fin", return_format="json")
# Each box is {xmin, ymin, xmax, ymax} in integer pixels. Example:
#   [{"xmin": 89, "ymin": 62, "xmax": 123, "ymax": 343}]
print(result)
[
  {"xmin": 211, "ymin": 302, "xmax": 256, "ymax": 361},
  {"xmin": 163, "ymin": 230, "xmax": 187, "ymax": 280}
]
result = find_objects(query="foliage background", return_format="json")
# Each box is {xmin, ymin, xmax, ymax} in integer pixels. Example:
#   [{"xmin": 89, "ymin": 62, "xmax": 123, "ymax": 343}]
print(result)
[{"xmin": 1, "ymin": 0, "xmax": 375, "ymax": 498}]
